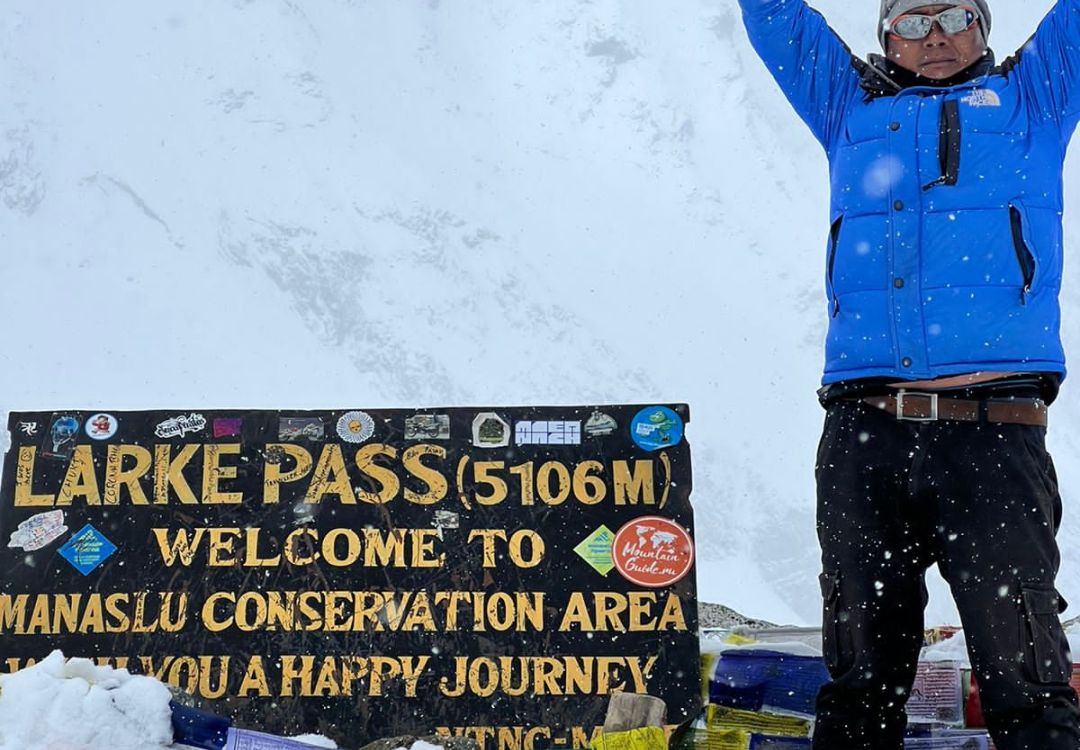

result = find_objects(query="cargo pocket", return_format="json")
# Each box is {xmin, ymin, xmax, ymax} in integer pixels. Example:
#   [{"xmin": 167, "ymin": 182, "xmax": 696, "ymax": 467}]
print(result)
[
  {"xmin": 1019, "ymin": 584, "xmax": 1071, "ymax": 683},
  {"xmin": 820, "ymin": 570, "xmax": 855, "ymax": 675}
]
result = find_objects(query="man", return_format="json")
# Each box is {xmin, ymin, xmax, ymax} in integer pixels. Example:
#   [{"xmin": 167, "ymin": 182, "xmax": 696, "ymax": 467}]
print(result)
[{"xmin": 736, "ymin": 0, "xmax": 1080, "ymax": 748}]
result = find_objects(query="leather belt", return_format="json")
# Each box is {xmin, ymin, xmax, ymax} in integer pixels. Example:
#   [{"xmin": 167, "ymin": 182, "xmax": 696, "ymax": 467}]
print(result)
[{"xmin": 853, "ymin": 390, "xmax": 1047, "ymax": 426}]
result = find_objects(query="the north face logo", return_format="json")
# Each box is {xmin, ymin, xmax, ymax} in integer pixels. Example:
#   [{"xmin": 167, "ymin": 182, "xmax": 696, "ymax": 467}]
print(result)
[{"xmin": 962, "ymin": 89, "xmax": 1002, "ymax": 107}]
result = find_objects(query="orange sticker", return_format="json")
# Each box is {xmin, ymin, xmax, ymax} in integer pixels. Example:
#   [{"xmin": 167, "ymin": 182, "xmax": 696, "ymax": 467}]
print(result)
[{"xmin": 612, "ymin": 516, "xmax": 694, "ymax": 588}]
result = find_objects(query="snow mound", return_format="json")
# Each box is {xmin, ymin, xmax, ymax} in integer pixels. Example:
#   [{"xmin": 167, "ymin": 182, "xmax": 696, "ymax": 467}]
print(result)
[{"xmin": 0, "ymin": 650, "xmax": 174, "ymax": 750}]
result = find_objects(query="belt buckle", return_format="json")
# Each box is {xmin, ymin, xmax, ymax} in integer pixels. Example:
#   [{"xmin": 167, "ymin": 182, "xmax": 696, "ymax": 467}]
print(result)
[{"xmin": 895, "ymin": 390, "xmax": 939, "ymax": 422}]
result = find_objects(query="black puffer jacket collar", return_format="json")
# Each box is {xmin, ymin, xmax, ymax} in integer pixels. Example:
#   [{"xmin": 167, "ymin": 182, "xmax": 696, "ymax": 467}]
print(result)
[{"xmin": 857, "ymin": 51, "xmax": 996, "ymax": 99}]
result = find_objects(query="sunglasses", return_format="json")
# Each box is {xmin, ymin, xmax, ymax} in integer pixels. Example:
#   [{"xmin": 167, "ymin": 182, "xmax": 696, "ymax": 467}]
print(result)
[{"xmin": 886, "ymin": 6, "xmax": 978, "ymax": 40}]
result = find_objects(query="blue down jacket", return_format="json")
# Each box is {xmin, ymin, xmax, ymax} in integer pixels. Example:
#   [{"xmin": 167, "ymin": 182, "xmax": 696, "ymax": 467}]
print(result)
[{"xmin": 738, "ymin": 0, "xmax": 1080, "ymax": 384}]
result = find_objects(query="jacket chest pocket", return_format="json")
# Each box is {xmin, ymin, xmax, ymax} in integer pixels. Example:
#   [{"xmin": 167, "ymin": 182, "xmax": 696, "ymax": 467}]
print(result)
[
  {"xmin": 957, "ymin": 85, "xmax": 1025, "ymax": 134},
  {"xmin": 843, "ymin": 99, "xmax": 893, "ymax": 144}
]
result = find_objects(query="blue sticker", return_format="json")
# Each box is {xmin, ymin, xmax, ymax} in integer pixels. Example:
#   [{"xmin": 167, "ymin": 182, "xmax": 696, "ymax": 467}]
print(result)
[
  {"xmin": 630, "ymin": 406, "xmax": 684, "ymax": 452},
  {"xmin": 59, "ymin": 524, "xmax": 117, "ymax": 576}
]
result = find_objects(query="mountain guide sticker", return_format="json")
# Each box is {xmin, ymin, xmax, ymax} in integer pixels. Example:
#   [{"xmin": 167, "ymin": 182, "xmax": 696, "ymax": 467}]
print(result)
[
  {"xmin": 59, "ymin": 524, "xmax": 117, "ymax": 576},
  {"xmin": 630, "ymin": 406, "xmax": 684, "ymax": 452},
  {"xmin": 612, "ymin": 516, "xmax": 694, "ymax": 588}
]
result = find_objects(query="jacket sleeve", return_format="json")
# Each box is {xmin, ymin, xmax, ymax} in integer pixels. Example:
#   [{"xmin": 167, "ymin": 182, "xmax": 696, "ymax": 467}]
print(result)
[
  {"xmin": 1009, "ymin": 0, "xmax": 1080, "ymax": 133},
  {"xmin": 738, "ymin": 0, "xmax": 861, "ymax": 150}
]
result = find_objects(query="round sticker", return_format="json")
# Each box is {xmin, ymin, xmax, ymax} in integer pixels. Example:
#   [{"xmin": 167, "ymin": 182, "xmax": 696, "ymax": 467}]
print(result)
[
  {"xmin": 85, "ymin": 413, "xmax": 119, "ymax": 440},
  {"xmin": 612, "ymin": 516, "xmax": 694, "ymax": 588},
  {"xmin": 630, "ymin": 406, "xmax": 684, "ymax": 452},
  {"xmin": 336, "ymin": 411, "xmax": 375, "ymax": 444}
]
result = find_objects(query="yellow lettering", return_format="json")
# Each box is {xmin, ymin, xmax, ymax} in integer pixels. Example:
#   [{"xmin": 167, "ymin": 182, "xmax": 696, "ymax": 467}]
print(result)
[
  {"xmin": 362, "ymin": 528, "xmax": 406, "ymax": 567},
  {"xmin": 507, "ymin": 530, "xmax": 544, "ymax": 568},
  {"xmin": 104, "ymin": 445, "xmax": 151, "ymax": 504},
  {"xmin": 312, "ymin": 656, "xmax": 341, "ymax": 696},
  {"xmin": 403, "ymin": 444, "xmax": 448, "ymax": 505},
  {"xmin": 613, "ymin": 461, "xmax": 655, "ymax": 505},
  {"xmin": 262, "ymin": 444, "xmax": 313, "ymax": 504},
  {"xmin": 411, "ymin": 529, "xmax": 443, "ymax": 568},
  {"xmin": 595, "ymin": 592, "xmax": 628, "ymax": 632},
  {"xmin": 201, "ymin": 592, "xmax": 235, "ymax": 633},
  {"xmin": 0, "ymin": 594, "xmax": 28, "ymax": 633},
  {"xmin": 305, "ymin": 445, "xmax": 357, "ymax": 505},
  {"xmin": 242, "ymin": 527, "xmax": 281, "ymax": 566},
  {"xmin": 573, "ymin": 461, "xmax": 607, "ymax": 505},
  {"xmin": 468, "ymin": 529, "xmax": 506, "ymax": 568},
  {"xmin": 14, "ymin": 448, "xmax": 53, "ymax": 507},
  {"xmin": 355, "ymin": 444, "xmax": 400, "ymax": 504},
  {"xmin": 56, "ymin": 446, "xmax": 101, "ymax": 506},
  {"xmin": 284, "ymin": 528, "xmax": 319, "ymax": 565},
  {"xmin": 535, "ymin": 462, "xmax": 570, "ymax": 506},
  {"xmin": 658, "ymin": 593, "xmax": 687, "ymax": 630},
  {"xmin": 207, "ymin": 528, "xmax": 241, "ymax": 566},
  {"xmin": 238, "ymin": 655, "xmax": 271, "ymax": 697},
  {"xmin": 558, "ymin": 593, "xmax": 594, "ymax": 631},
  {"xmin": 202, "ymin": 444, "xmax": 242, "ymax": 504},
  {"xmin": 280, "ymin": 655, "xmax": 314, "ymax": 697},
  {"xmin": 322, "ymin": 529, "xmax": 361, "ymax": 566},
  {"xmin": 154, "ymin": 444, "xmax": 200, "ymax": 504},
  {"xmin": 153, "ymin": 528, "xmax": 206, "ymax": 566}
]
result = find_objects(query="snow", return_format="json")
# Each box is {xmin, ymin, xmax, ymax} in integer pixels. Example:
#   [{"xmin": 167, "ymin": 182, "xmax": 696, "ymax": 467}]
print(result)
[
  {"xmin": 0, "ymin": 650, "xmax": 173, "ymax": 750},
  {"xmin": 921, "ymin": 631, "xmax": 972, "ymax": 665},
  {"xmin": 0, "ymin": 0, "xmax": 1076, "ymax": 635},
  {"xmin": 701, "ymin": 640, "xmax": 824, "ymax": 658},
  {"xmin": 290, "ymin": 737, "xmax": 338, "ymax": 750},
  {"xmin": 0, "ymin": 652, "xmax": 343, "ymax": 750}
]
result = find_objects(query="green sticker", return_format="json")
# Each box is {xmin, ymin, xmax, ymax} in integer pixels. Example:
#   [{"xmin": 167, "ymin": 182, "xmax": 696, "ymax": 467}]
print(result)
[{"xmin": 574, "ymin": 525, "xmax": 615, "ymax": 576}]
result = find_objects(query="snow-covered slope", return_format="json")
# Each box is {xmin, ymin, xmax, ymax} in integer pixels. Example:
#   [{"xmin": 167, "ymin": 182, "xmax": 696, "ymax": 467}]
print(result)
[{"xmin": 1, "ymin": 0, "xmax": 1075, "ymax": 627}]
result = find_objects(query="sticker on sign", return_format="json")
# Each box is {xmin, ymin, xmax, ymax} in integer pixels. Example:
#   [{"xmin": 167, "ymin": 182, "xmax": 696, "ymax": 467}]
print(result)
[{"xmin": 612, "ymin": 516, "xmax": 694, "ymax": 588}]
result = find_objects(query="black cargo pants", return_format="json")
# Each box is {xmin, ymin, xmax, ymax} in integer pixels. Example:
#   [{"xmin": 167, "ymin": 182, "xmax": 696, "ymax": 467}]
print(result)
[{"xmin": 811, "ymin": 398, "xmax": 1080, "ymax": 750}]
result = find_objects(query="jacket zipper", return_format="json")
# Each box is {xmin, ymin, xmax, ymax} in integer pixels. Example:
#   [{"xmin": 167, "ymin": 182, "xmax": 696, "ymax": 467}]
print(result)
[
  {"xmin": 1009, "ymin": 205, "xmax": 1035, "ymax": 305},
  {"xmin": 828, "ymin": 217, "xmax": 842, "ymax": 317},
  {"xmin": 923, "ymin": 99, "xmax": 961, "ymax": 191}
]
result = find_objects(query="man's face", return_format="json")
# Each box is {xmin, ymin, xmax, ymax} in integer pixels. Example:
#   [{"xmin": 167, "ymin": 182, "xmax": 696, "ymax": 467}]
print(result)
[{"xmin": 887, "ymin": 4, "xmax": 987, "ymax": 79}]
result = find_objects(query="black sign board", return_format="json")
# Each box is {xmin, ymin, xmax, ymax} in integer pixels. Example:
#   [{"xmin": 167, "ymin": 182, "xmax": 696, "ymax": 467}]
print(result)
[{"xmin": 0, "ymin": 405, "xmax": 700, "ymax": 748}]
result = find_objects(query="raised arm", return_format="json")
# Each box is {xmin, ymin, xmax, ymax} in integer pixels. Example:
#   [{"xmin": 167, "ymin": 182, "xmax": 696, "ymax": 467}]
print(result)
[
  {"xmin": 738, "ymin": 0, "xmax": 861, "ymax": 150},
  {"xmin": 1006, "ymin": 0, "xmax": 1080, "ymax": 132}
]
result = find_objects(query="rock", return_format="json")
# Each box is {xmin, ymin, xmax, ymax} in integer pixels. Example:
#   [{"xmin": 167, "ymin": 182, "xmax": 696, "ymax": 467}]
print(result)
[
  {"xmin": 698, "ymin": 602, "xmax": 778, "ymax": 630},
  {"xmin": 603, "ymin": 693, "xmax": 666, "ymax": 732}
]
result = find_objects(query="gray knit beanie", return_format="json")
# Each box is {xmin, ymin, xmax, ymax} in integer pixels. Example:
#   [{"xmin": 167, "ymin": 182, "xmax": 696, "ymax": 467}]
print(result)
[{"xmin": 879, "ymin": 0, "xmax": 992, "ymax": 49}]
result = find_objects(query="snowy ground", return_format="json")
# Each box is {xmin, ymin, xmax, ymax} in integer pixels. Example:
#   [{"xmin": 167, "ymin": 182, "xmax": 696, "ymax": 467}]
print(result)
[
  {"xmin": 1, "ymin": 0, "xmax": 1078, "ymax": 630},
  {"xmin": 0, "ymin": 652, "xmax": 339, "ymax": 750}
]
